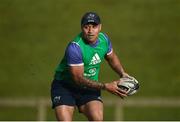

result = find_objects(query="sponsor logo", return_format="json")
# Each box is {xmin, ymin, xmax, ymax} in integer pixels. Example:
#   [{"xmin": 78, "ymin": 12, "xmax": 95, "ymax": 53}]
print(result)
[
  {"xmin": 53, "ymin": 96, "xmax": 61, "ymax": 103},
  {"xmin": 89, "ymin": 68, "xmax": 96, "ymax": 73},
  {"xmin": 89, "ymin": 53, "xmax": 101, "ymax": 65},
  {"xmin": 84, "ymin": 68, "xmax": 96, "ymax": 77}
]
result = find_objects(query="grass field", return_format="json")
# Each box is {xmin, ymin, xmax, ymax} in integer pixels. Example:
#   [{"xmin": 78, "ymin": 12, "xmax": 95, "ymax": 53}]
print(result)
[{"xmin": 0, "ymin": 0, "xmax": 180, "ymax": 120}]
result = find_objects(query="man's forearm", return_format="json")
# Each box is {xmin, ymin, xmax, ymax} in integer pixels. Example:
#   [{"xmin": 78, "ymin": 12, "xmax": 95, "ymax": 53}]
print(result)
[
  {"xmin": 76, "ymin": 77, "xmax": 105, "ymax": 90},
  {"xmin": 108, "ymin": 54, "xmax": 125, "ymax": 77}
]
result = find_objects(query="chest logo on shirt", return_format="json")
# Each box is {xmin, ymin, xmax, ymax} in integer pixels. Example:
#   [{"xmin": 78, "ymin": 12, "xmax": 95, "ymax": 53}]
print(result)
[{"xmin": 89, "ymin": 53, "xmax": 101, "ymax": 65}]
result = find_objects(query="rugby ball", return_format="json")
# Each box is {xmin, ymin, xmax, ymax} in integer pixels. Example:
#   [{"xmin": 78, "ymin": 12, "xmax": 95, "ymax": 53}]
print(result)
[{"xmin": 118, "ymin": 77, "xmax": 139, "ymax": 96}]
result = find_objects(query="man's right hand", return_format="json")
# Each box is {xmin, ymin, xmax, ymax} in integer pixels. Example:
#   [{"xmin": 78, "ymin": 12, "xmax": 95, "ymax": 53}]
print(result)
[{"xmin": 104, "ymin": 81, "xmax": 127, "ymax": 99}]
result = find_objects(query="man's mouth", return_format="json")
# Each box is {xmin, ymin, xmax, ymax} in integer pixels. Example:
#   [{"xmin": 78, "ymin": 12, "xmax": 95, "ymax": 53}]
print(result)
[
  {"xmin": 88, "ymin": 34, "xmax": 94, "ymax": 36},
  {"xmin": 88, "ymin": 35, "xmax": 94, "ymax": 37}
]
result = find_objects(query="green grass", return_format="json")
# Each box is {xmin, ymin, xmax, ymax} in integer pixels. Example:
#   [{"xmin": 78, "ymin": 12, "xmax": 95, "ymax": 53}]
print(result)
[
  {"xmin": 0, "ymin": 106, "xmax": 37, "ymax": 120},
  {"xmin": 2, "ymin": 104, "xmax": 180, "ymax": 121},
  {"xmin": 0, "ymin": 0, "xmax": 180, "ymax": 120},
  {"xmin": 124, "ymin": 106, "xmax": 180, "ymax": 121}
]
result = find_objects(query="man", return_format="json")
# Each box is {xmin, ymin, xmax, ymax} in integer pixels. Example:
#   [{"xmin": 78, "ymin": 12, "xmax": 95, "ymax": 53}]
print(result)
[{"xmin": 51, "ymin": 12, "xmax": 130, "ymax": 121}]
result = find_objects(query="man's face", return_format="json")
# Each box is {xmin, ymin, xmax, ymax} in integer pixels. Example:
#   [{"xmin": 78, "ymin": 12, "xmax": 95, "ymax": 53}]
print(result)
[{"xmin": 82, "ymin": 23, "xmax": 101, "ymax": 44}]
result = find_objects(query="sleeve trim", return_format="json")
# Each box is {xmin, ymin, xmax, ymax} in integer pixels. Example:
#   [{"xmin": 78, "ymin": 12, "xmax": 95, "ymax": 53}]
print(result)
[
  {"xmin": 68, "ymin": 63, "xmax": 84, "ymax": 66},
  {"xmin": 71, "ymin": 41, "xmax": 80, "ymax": 46},
  {"xmin": 107, "ymin": 49, "xmax": 113, "ymax": 55}
]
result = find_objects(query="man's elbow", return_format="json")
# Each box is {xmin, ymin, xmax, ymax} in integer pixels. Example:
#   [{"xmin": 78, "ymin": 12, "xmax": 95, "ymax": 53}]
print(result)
[{"xmin": 72, "ymin": 75, "xmax": 83, "ymax": 85}]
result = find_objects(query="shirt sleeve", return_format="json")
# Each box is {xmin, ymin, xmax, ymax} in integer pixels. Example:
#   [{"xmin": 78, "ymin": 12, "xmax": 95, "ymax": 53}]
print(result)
[
  {"xmin": 65, "ymin": 42, "xmax": 84, "ymax": 66},
  {"xmin": 104, "ymin": 34, "xmax": 113, "ymax": 55}
]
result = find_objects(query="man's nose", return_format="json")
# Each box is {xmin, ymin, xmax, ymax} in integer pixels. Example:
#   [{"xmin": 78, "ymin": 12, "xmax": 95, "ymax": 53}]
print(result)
[{"xmin": 88, "ymin": 27, "xmax": 93, "ymax": 33}]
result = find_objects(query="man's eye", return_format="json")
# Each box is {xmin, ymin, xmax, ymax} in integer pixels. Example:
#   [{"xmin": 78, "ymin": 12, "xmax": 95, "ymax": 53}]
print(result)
[
  {"xmin": 93, "ymin": 25, "xmax": 97, "ymax": 28},
  {"xmin": 84, "ymin": 26, "xmax": 88, "ymax": 29}
]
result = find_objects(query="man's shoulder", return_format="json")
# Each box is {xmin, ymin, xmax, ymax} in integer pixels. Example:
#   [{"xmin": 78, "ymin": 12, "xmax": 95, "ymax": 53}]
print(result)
[
  {"xmin": 71, "ymin": 33, "xmax": 83, "ymax": 43},
  {"xmin": 66, "ymin": 33, "xmax": 84, "ymax": 52},
  {"xmin": 98, "ymin": 32, "xmax": 109, "ymax": 41},
  {"xmin": 99, "ymin": 32, "xmax": 105, "ymax": 36}
]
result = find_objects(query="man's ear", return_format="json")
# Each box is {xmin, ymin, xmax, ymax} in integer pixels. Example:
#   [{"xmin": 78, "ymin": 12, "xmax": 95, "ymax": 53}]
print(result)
[{"xmin": 99, "ymin": 24, "xmax": 102, "ymax": 31}]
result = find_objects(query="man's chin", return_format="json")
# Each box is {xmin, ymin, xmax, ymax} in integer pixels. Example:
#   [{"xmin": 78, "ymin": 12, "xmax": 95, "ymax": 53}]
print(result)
[{"xmin": 86, "ymin": 39, "xmax": 96, "ymax": 44}]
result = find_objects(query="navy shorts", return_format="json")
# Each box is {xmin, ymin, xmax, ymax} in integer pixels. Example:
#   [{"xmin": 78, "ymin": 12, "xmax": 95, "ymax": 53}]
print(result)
[{"xmin": 51, "ymin": 80, "xmax": 103, "ymax": 109}]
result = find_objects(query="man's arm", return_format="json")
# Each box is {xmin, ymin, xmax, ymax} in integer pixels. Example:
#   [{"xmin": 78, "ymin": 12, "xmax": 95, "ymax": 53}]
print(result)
[
  {"xmin": 69, "ymin": 65, "xmax": 127, "ymax": 98},
  {"xmin": 69, "ymin": 65, "xmax": 105, "ymax": 90},
  {"xmin": 105, "ymin": 51, "xmax": 129, "ymax": 78}
]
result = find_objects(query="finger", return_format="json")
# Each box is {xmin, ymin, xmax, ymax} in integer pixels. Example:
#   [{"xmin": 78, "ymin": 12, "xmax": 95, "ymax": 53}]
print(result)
[
  {"xmin": 127, "ymin": 75, "xmax": 134, "ymax": 79},
  {"xmin": 116, "ymin": 90, "xmax": 127, "ymax": 98},
  {"xmin": 122, "ymin": 73, "xmax": 133, "ymax": 79},
  {"xmin": 113, "ymin": 81, "xmax": 119, "ymax": 84},
  {"xmin": 123, "ymin": 75, "xmax": 131, "ymax": 79},
  {"xmin": 122, "ymin": 73, "xmax": 129, "ymax": 77},
  {"xmin": 118, "ymin": 93, "xmax": 127, "ymax": 99},
  {"xmin": 118, "ymin": 88, "xmax": 128, "ymax": 94},
  {"xmin": 117, "ymin": 80, "xmax": 122, "ymax": 84},
  {"xmin": 113, "ymin": 92, "xmax": 124, "ymax": 99}
]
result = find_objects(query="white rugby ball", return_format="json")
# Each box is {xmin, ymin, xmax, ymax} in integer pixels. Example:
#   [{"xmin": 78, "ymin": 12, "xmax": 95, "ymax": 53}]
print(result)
[{"xmin": 118, "ymin": 77, "xmax": 139, "ymax": 96}]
